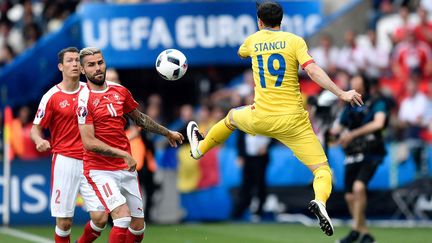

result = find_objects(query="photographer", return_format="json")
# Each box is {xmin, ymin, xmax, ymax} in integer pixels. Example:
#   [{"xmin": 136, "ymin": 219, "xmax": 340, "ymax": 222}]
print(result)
[{"xmin": 331, "ymin": 74, "xmax": 390, "ymax": 243}]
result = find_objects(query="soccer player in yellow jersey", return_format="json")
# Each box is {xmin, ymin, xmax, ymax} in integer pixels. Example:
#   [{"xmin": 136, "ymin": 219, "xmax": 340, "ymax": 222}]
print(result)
[{"xmin": 187, "ymin": 2, "xmax": 363, "ymax": 236}]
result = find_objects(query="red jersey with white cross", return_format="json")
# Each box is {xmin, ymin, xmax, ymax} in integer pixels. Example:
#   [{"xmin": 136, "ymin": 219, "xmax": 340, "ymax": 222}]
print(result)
[
  {"xmin": 33, "ymin": 82, "xmax": 86, "ymax": 160},
  {"xmin": 77, "ymin": 81, "xmax": 138, "ymax": 171}
]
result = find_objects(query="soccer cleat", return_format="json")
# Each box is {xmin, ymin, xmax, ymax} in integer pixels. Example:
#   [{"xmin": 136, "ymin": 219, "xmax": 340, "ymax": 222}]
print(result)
[
  {"xmin": 308, "ymin": 199, "xmax": 334, "ymax": 236},
  {"xmin": 187, "ymin": 121, "xmax": 204, "ymax": 159},
  {"xmin": 359, "ymin": 233, "xmax": 376, "ymax": 243},
  {"xmin": 336, "ymin": 230, "xmax": 360, "ymax": 243}
]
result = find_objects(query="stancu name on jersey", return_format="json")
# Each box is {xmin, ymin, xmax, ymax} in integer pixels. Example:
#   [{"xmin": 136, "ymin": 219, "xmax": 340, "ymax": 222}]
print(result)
[{"xmin": 254, "ymin": 41, "xmax": 286, "ymax": 52}]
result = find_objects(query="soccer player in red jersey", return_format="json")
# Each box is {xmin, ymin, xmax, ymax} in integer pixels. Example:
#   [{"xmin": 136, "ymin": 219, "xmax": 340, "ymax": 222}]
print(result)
[
  {"xmin": 30, "ymin": 47, "xmax": 108, "ymax": 243},
  {"xmin": 77, "ymin": 47, "xmax": 184, "ymax": 243}
]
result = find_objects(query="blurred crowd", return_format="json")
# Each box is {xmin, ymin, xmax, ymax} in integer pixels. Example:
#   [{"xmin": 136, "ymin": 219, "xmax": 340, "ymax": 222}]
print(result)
[
  {"xmin": 0, "ymin": 0, "xmax": 178, "ymax": 67},
  {"xmin": 0, "ymin": 0, "xmax": 82, "ymax": 67},
  {"xmin": 306, "ymin": 0, "xmax": 432, "ymax": 177}
]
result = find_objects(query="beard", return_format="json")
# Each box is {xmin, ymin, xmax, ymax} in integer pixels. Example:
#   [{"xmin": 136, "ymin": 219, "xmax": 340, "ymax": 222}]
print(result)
[{"xmin": 87, "ymin": 72, "xmax": 106, "ymax": 86}]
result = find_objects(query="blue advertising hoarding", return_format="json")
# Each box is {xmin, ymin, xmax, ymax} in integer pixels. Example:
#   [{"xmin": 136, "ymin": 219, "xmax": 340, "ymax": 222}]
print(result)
[
  {"xmin": 78, "ymin": 1, "xmax": 322, "ymax": 67},
  {"xmin": 0, "ymin": 159, "xmax": 89, "ymax": 225}
]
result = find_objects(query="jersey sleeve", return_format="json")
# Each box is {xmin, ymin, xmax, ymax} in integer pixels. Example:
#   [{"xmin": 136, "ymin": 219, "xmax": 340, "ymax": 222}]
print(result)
[
  {"xmin": 122, "ymin": 87, "xmax": 139, "ymax": 114},
  {"xmin": 77, "ymin": 87, "xmax": 93, "ymax": 125},
  {"xmin": 33, "ymin": 95, "xmax": 52, "ymax": 129},
  {"xmin": 238, "ymin": 36, "xmax": 251, "ymax": 58},
  {"xmin": 295, "ymin": 36, "xmax": 314, "ymax": 69}
]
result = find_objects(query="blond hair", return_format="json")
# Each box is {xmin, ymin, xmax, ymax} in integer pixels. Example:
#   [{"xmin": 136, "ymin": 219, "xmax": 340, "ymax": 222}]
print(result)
[{"xmin": 79, "ymin": 47, "xmax": 102, "ymax": 65}]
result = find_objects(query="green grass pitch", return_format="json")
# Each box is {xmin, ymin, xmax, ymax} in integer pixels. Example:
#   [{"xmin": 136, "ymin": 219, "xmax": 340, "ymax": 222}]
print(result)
[{"xmin": 1, "ymin": 223, "xmax": 430, "ymax": 243}]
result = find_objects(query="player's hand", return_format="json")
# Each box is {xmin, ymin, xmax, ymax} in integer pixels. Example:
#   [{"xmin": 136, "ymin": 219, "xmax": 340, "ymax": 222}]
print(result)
[
  {"xmin": 166, "ymin": 131, "xmax": 184, "ymax": 148},
  {"xmin": 35, "ymin": 139, "xmax": 51, "ymax": 152},
  {"xmin": 339, "ymin": 90, "xmax": 364, "ymax": 107},
  {"xmin": 124, "ymin": 154, "xmax": 137, "ymax": 172}
]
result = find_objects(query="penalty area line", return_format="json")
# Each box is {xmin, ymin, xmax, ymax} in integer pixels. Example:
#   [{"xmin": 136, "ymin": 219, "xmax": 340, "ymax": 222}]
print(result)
[{"xmin": 0, "ymin": 227, "xmax": 54, "ymax": 243}]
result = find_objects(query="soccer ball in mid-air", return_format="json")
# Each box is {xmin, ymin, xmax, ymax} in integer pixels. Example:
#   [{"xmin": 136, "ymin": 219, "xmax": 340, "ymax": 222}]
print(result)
[{"xmin": 155, "ymin": 49, "xmax": 188, "ymax": 81}]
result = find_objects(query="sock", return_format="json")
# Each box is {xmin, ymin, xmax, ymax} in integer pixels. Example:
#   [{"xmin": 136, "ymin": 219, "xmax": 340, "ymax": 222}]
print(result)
[
  {"xmin": 125, "ymin": 226, "xmax": 145, "ymax": 243},
  {"xmin": 109, "ymin": 226, "xmax": 128, "ymax": 243},
  {"xmin": 54, "ymin": 226, "xmax": 71, "ymax": 243},
  {"xmin": 109, "ymin": 217, "xmax": 131, "ymax": 243},
  {"xmin": 198, "ymin": 115, "xmax": 235, "ymax": 154},
  {"xmin": 312, "ymin": 165, "xmax": 332, "ymax": 205},
  {"xmin": 77, "ymin": 220, "xmax": 105, "ymax": 243}
]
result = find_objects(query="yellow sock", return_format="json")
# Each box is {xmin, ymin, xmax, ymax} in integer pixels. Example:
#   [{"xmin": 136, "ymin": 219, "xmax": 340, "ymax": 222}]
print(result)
[
  {"xmin": 198, "ymin": 115, "xmax": 235, "ymax": 154},
  {"xmin": 312, "ymin": 165, "xmax": 332, "ymax": 205}
]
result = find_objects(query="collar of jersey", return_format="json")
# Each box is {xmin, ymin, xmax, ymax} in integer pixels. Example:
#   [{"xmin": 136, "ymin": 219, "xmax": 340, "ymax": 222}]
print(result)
[
  {"xmin": 88, "ymin": 84, "xmax": 110, "ymax": 93},
  {"xmin": 263, "ymin": 28, "xmax": 281, "ymax": 32},
  {"xmin": 56, "ymin": 84, "xmax": 81, "ymax": 94}
]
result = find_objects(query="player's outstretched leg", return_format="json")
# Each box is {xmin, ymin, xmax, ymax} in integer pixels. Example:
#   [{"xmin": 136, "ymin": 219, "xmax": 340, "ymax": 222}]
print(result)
[
  {"xmin": 187, "ymin": 121, "xmax": 204, "ymax": 159},
  {"xmin": 187, "ymin": 116, "xmax": 236, "ymax": 160},
  {"xmin": 308, "ymin": 199, "xmax": 334, "ymax": 236}
]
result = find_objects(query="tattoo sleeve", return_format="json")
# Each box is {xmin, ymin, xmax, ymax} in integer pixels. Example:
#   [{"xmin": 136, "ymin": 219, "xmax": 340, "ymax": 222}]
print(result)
[
  {"xmin": 92, "ymin": 146, "xmax": 124, "ymax": 158},
  {"xmin": 128, "ymin": 110, "xmax": 169, "ymax": 136}
]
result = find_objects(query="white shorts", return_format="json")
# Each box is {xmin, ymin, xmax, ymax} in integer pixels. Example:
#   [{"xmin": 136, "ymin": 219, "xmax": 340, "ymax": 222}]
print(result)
[
  {"xmin": 51, "ymin": 154, "xmax": 105, "ymax": 218},
  {"xmin": 85, "ymin": 169, "xmax": 144, "ymax": 218}
]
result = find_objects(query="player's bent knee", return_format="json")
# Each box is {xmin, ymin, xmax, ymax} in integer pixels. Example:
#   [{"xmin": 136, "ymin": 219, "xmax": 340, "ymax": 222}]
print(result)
[
  {"xmin": 56, "ymin": 217, "xmax": 73, "ymax": 230},
  {"xmin": 129, "ymin": 217, "xmax": 145, "ymax": 231},
  {"xmin": 226, "ymin": 109, "xmax": 238, "ymax": 129},
  {"xmin": 311, "ymin": 163, "xmax": 331, "ymax": 175},
  {"xmin": 113, "ymin": 217, "xmax": 131, "ymax": 228},
  {"xmin": 90, "ymin": 211, "xmax": 108, "ymax": 228},
  {"xmin": 308, "ymin": 161, "xmax": 330, "ymax": 172}
]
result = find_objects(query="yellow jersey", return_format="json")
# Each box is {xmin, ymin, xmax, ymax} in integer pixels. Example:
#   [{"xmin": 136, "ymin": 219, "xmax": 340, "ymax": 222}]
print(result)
[{"xmin": 238, "ymin": 29, "xmax": 314, "ymax": 115}]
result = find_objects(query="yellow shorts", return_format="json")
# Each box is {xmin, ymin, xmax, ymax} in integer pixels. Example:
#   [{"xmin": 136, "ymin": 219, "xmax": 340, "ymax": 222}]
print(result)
[{"xmin": 230, "ymin": 105, "xmax": 327, "ymax": 166}]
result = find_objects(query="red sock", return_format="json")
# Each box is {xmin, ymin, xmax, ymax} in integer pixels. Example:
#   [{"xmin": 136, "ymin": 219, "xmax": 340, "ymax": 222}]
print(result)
[
  {"xmin": 125, "ymin": 228, "xmax": 144, "ymax": 243},
  {"xmin": 54, "ymin": 233, "xmax": 70, "ymax": 243},
  {"xmin": 77, "ymin": 221, "xmax": 102, "ymax": 243},
  {"xmin": 109, "ymin": 226, "xmax": 127, "ymax": 243}
]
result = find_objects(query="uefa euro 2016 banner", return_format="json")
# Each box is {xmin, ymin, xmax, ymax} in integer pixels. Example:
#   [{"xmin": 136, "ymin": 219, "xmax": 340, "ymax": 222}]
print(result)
[{"xmin": 77, "ymin": 1, "xmax": 322, "ymax": 68}]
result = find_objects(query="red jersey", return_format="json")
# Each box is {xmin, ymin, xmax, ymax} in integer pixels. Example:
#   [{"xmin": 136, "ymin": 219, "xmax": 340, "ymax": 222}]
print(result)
[
  {"xmin": 33, "ymin": 82, "xmax": 85, "ymax": 160},
  {"xmin": 392, "ymin": 40, "xmax": 432, "ymax": 79},
  {"xmin": 414, "ymin": 23, "xmax": 432, "ymax": 47},
  {"xmin": 77, "ymin": 81, "xmax": 139, "ymax": 171}
]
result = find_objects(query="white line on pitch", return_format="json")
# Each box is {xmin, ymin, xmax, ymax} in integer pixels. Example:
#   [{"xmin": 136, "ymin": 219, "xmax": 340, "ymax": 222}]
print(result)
[{"xmin": 0, "ymin": 227, "xmax": 54, "ymax": 243}]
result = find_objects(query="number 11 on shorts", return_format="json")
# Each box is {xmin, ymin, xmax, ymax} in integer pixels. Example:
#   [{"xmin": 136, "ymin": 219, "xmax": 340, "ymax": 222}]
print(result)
[{"xmin": 102, "ymin": 183, "xmax": 113, "ymax": 197}]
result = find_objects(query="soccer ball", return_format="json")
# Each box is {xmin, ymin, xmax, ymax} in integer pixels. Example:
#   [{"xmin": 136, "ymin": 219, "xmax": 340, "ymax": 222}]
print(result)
[{"xmin": 155, "ymin": 49, "xmax": 188, "ymax": 81}]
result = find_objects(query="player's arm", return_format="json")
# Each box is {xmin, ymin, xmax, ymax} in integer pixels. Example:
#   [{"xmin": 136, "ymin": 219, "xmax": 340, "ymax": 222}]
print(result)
[
  {"xmin": 304, "ymin": 63, "xmax": 364, "ymax": 106},
  {"xmin": 238, "ymin": 37, "xmax": 250, "ymax": 59},
  {"xmin": 30, "ymin": 124, "xmax": 51, "ymax": 152},
  {"xmin": 78, "ymin": 123, "xmax": 136, "ymax": 171},
  {"xmin": 338, "ymin": 111, "xmax": 386, "ymax": 147},
  {"xmin": 126, "ymin": 109, "xmax": 184, "ymax": 147}
]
